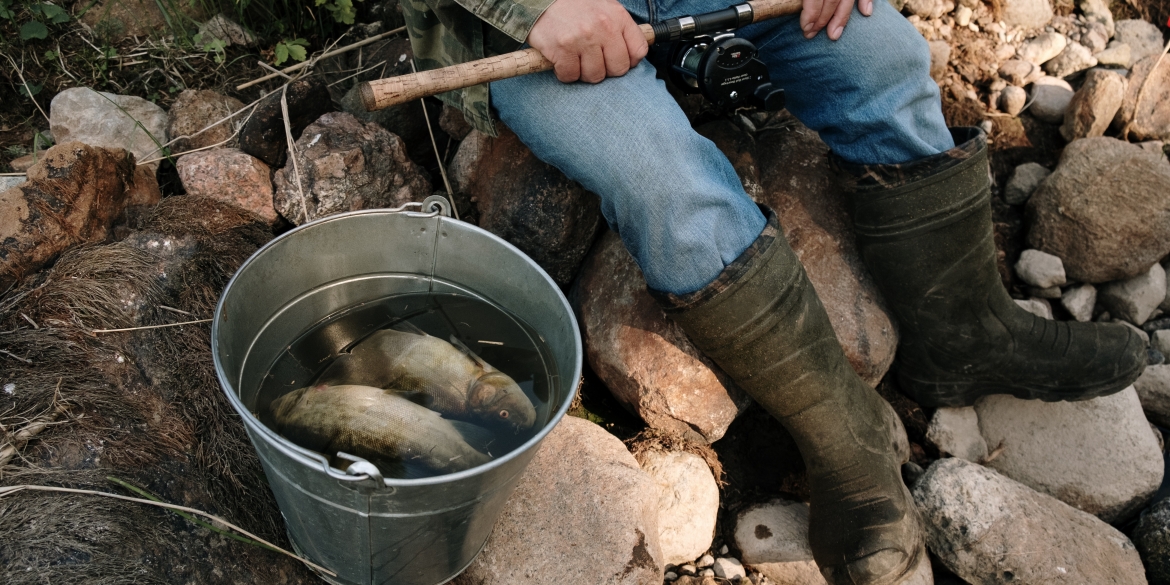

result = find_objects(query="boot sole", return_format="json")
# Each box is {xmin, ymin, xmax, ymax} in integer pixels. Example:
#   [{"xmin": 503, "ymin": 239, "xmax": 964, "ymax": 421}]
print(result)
[{"xmin": 898, "ymin": 366, "xmax": 1142, "ymax": 409}]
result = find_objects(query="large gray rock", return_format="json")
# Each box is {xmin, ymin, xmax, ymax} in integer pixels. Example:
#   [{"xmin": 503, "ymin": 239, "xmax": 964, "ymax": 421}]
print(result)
[
  {"xmin": 1115, "ymin": 54, "xmax": 1170, "ymax": 142},
  {"xmin": 50, "ymin": 87, "xmax": 169, "ymax": 167},
  {"xmin": 925, "ymin": 406, "xmax": 988, "ymax": 461},
  {"xmin": 1027, "ymin": 137, "xmax": 1170, "ymax": 283},
  {"xmin": 1136, "ymin": 364, "xmax": 1170, "ymax": 427},
  {"xmin": 167, "ymin": 89, "xmax": 246, "ymax": 153},
  {"xmin": 273, "ymin": 112, "xmax": 432, "ymax": 225},
  {"xmin": 1114, "ymin": 19, "xmax": 1166, "ymax": 63},
  {"xmin": 1078, "ymin": 0, "xmax": 1114, "ymax": 37},
  {"xmin": 1003, "ymin": 162, "xmax": 1050, "ymax": 204},
  {"xmin": 1061, "ymin": 68, "xmax": 1127, "ymax": 140},
  {"xmin": 451, "ymin": 416, "xmax": 662, "ymax": 585},
  {"xmin": 450, "ymin": 127, "xmax": 602, "ymax": 286},
  {"xmin": 913, "ymin": 457, "xmax": 1147, "ymax": 585},
  {"xmin": 1001, "ymin": 0, "xmax": 1054, "ymax": 30},
  {"xmin": 1028, "ymin": 77, "xmax": 1075, "ymax": 123},
  {"xmin": 1133, "ymin": 497, "xmax": 1170, "ymax": 585},
  {"xmin": 1099, "ymin": 263, "xmax": 1168, "ymax": 325},
  {"xmin": 575, "ymin": 231, "xmax": 749, "ymax": 443},
  {"xmin": 1043, "ymin": 42, "xmax": 1098, "ymax": 78},
  {"xmin": 1017, "ymin": 33, "xmax": 1068, "ymax": 65},
  {"xmin": 639, "ymin": 451, "xmax": 719, "ymax": 566},
  {"xmin": 974, "ymin": 388, "xmax": 1163, "ymax": 522},
  {"xmin": 176, "ymin": 148, "xmax": 276, "ymax": 224}
]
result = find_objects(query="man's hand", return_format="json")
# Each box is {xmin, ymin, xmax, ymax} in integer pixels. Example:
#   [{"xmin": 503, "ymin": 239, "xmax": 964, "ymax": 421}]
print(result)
[
  {"xmin": 528, "ymin": 0, "xmax": 648, "ymax": 84},
  {"xmin": 801, "ymin": 0, "xmax": 873, "ymax": 40}
]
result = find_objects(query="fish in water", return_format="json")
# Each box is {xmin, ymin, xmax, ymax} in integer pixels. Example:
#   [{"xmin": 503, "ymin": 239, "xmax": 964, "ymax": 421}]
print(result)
[
  {"xmin": 315, "ymin": 327, "xmax": 538, "ymax": 431},
  {"xmin": 270, "ymin": 384, "xmax": 494, "ymax": 475}
]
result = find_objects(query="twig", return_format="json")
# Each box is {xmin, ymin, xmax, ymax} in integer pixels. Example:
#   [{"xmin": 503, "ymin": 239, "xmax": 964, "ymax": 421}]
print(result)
[
  {"xmin": 0, "ymin": 483, "xmax": 336, "ymax": 576},
  {"xmin": 158, "ymin": 305, "xmax": 193, "ymax": 316},
  {"xmin": 0, "ymin": 349, "xmax": 32, "ymax": 364},
  {"xmin": 4, "ymin": 54, "xmax": 50, "ymax": 124},
  {"xmin": 20, "ymin": 313, "xmax": 38, "ymax": 329},
  {"xmin": 236, "ymin": 27, "xmax": 406, "ymax": 90},
  {"xmin": 412, "ymin": 61, "xmax": 457, "ymax": 220},
  {"xmin": 139, "ymin": 101, "xmax": 260, "ymax": 165},
  {"xmin": 280, "ymin": 84, "xmax": 310, "ymax": 225},
  {"xmin": 0, "ymin": 173, "xmax": 27, "ymax": 177},
  {"xmin": 325, "ymin": 60, "xmax": 389, "ymax": 88},
  {"xmin": 91, "ymin": 319, "xmax": 212, "ymax": 334},
  {"xmin": 980, "ymin": 441, "xmax": 1007, "ymax": 465},
  {"xmin": 256, "ymin": 60, "xmax": 292, "ymax": 80},
  {"xmin": 0, "ymin": 389, "xmax": 68, "ymax": 466}
]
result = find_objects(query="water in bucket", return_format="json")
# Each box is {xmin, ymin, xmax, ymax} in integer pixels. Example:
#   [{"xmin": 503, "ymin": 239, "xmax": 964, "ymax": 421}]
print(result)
[{"xmin": 254, "ymin": 291, "xmax": 558, "ymax": 480}]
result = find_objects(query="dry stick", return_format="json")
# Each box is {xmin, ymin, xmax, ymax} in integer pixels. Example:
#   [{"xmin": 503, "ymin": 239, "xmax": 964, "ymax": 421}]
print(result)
[
  {"xmin": 138, "ymin": 100, "xmax": 261, "ymax": 166},
  {"xmin": 0, "ymin": 484, "xmax": 337, "ymax": 576},
  {"xmin": 256, "ymin": 60, "xmax": 293, "ymax": 80},
  {"xmin": 0, "ymin": 349, "xmax": 32, "ymax": 364},
  {"xmin": 1124, "ymin": 38, "xmax": 1170, "ymax": 139},
  {"xmin": 92, "ymin": 318, "xmax": 212, "ymax": 334},
  {"xmin": 411, "ymin": 61, "xmax": 457, "ymax": 220},
  {"xmin": 4, "ymin": 54, "xmax": 50, "ymax": 124},
  {"xmin": 237, "ymin": 27, "xmax": 406, "ymax": 91},
  {"xmin": 280, "ymin": 84, "xmax": 311, "ymax": 225},
  {"xmin": 0, "ymin": 399, "xmax": 69, "ymax": 466},
  {"xmin": 325, "ymin": 60, "xmax": 389, "ymax": 88}
]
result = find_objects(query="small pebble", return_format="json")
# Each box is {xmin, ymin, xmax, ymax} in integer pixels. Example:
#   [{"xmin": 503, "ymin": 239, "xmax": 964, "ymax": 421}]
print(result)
[
  {"xmin": 1150, "ymin": 347, "xmax": 1166, "ymax": 366},
  {"xmin": 700, "ymin": 568, "xmax": 715, "ymax": 577},
  {"xmin": 3, "ymin": 383, "xmax": 13, "ymax": 395},
  {"xmin": 713, "ymin": 557, "xmax": 747, "ymax": 580},
  {"xmin": 665, "ymin": 571, "xmax": 679, "ymax": 581},
  {"xmin": 979, "ymin": 120, "xmax": 994, "ymax": 134},
  {"xmin": 1142, "ymin": 317, "xmax": 1170, "ymax": 333},
  {"xmin": 697, "ymin": 554, "xmax": 714, "ymax": 568},
  {"xmin": 720, "ymin": 545, "xmax": 729, "ymax": 554},
  {"xmin": 679, "ymin": 564, "xmax": 697, "ymax": 576}
]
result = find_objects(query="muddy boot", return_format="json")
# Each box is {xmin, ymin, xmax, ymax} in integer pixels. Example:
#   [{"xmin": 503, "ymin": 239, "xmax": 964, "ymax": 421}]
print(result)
[
  {"xmin": 842, "ymin": 128, "xmax": 1147, "ymax": 408},
  {"xmin": 654, "ymin": 212, "xmax": 922, "ymax": 585}
]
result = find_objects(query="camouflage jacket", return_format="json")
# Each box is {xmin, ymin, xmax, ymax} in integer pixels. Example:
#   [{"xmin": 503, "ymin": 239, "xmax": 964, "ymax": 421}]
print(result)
[{"xmin": 399, "ymin": 0, "xmax": 555, "ymax": 136}]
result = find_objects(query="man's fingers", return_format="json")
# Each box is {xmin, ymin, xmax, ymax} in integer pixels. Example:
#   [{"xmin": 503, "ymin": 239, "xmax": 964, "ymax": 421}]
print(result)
[
  {"xmin": 813, "ymin": 0, "xmax": 844, "ymax": 33},
  {"xmin": 827, "ymin": 0, "xmax": 855, "ymax": 39},
  {"xmin": 859, "ymin": 0, "xmax": 873, "ymax": 16},
  {"xmin": 580, "ymin": 46, "xmax": 607, "ymax": 83},
  {"xmin": 622, "ymin": 22, "xmax": 649, "ymax": 66},
  {"xmin": 553, "ymin": 53, "xmax": 582, "ymax": 83},
  {"xmin": 800, "ymin": 0, "xmax": 824, "ymax": 37}
]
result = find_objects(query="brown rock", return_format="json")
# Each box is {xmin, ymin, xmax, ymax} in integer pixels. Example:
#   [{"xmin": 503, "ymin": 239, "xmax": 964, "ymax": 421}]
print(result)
[
  {"xmin": 449, "ymin": 127, "xmax": 602, "ymax": 286},
  {"xmin": 576, "ymin": 230, "xmax": 750, "ymax": 443},
  {"xmin": 751, "ymin": 122, "xmax": 899, "ymax": 386},
  {"xmin": 240, "ymin": 77, "xmax": 332, "ymax": 168},
  {"xmin": 167, "ymin": 89, "xmax": 246, "ymax": 153},
  {"xmin": 451, "ymin": 416, "xmax": 662, "ymax": 585},
  {"xmin": 1027, "ymin": 137, "xmax": 1170, "ymax": 282},
  {"xmin": 273, "ymin": 112, "xmax": 431, "ymax": 225},
  {"xmin": 1115, "ymin": 54, "xmax": 1170, "ymax": 142},
  {"xmin": 125, "ymin": 164, "xmax": 162, "ymax": 208},
  {"xmin": 80, "ymin": 0, "xmax": 206, "ymax": 40},
  {"xmin": 928, "ymin": 40, "xmax": 951, "ymax": 81},
  {"xmin": 177, "ymin": 149, "xmax": 276, "ymax": 223},
  {"xmin": 0, "ymin": 142, "xmax": 134, "ymax": 288},
  {"xmin": 9, "ymin": 153, "xmax": 38, "ymax": 172},
  {"xmin": 999, "ymin": 59, "xmax": 1043, "ymax": 86},
  {"xmin": 1061, "ymin": 68, "xmax": 1126, "ymax": 140},
  {"xmin": 440, "ymin": 104, "xmax": 473, "ymax": 141}
]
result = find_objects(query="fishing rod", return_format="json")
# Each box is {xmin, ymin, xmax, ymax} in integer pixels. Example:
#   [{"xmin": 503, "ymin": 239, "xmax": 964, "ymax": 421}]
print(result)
[{"xmin": 358, "ymin": 0, "xmax": 802, "ymax": 112}]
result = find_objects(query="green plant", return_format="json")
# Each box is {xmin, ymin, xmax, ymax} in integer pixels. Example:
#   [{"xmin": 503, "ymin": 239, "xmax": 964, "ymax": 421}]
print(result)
[
  {"xmin": 15, "ymin": 1, "xmax": 70, "ymax": 40},
  {"xmin": 273, "ymin": 36, "xmax": 308, "ymax": 65},
  {"xmin": 315, "ymin": 0, "xmax": 359, "ymax": 25},
  {"xmin": 192, "ymin": 32, "xmax": 227, "ymax": 63}
]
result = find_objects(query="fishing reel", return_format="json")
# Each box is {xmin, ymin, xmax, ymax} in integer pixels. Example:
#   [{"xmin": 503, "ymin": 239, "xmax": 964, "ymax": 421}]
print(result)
[{"xmin": 659, "ymin": 34, "xmax": 785, "ymax": 111}]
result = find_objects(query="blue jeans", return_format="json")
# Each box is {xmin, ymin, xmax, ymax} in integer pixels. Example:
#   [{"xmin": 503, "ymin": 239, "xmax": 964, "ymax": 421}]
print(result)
[{"xmin": 490, "ymin": 0, "xmax": 953, "ymax": 295}]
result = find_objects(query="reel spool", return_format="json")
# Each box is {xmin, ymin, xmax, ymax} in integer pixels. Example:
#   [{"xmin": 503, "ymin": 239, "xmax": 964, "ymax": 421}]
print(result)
[{"xmin": 659, "ymin": 34, "xmax": 785, "ymax": 111}]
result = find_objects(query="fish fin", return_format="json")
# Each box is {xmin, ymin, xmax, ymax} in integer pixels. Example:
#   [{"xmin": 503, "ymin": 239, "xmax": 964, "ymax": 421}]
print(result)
[
  {"xmin": 393, "ymin": 388, "xmax": 434, "ymax": 408},
  {"xmin": 314, "ymin": 354, "xmax": 353, "ymax": 386},
  {"xmin": 448, "ymin": 420, "xmax": 496, "ymax": 455},
  {"xmin": 447, "ymin": 334, "xmax": 493, "ymax": 371}
]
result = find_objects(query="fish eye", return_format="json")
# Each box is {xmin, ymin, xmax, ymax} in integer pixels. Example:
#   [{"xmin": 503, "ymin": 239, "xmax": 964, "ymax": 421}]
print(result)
[{"xmin": 499, "ymin": 410, "xmax": 510, "ymax": 419}]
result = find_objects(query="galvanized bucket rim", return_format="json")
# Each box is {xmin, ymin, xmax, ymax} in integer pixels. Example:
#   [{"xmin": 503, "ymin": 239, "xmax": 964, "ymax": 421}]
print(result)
[{"xmin": 212, "ymin": 207, "xmax": 583, "ymax": 488}]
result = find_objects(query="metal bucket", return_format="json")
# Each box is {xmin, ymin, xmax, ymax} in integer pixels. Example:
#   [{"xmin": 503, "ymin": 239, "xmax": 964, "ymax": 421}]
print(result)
[{"xmin": 211, "ymin": 203, "xmax": 582, "ymax": 585}]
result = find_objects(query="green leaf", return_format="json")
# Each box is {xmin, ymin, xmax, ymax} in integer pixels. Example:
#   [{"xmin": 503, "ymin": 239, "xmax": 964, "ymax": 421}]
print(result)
[
  {"xmin": 38, "ymin": 3, "xmax": 69, "ymax": 23},
  {"xmin": 20, "ymin": 20, "xmax": 48, "ymax": 40},
  {"xmin": 274, "ymin": 42, "xmax": 288, "ymax": 66},
  {"xmin": 20, "ymin": 82, "xmax": 44, "ymax": 98},
  {"xmin": 285, "ymin": 43, "xmax": 307, "ymax": 62}
]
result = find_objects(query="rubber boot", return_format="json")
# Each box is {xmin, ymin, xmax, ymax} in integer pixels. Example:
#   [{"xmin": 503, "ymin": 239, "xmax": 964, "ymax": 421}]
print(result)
[
  {"xmin": 843, "ymin": 128, "xmax": 1147, "ymax": 407},
  {"xmin": 654, "ymin": 212, "xmax": 922, "ymax": 585}
]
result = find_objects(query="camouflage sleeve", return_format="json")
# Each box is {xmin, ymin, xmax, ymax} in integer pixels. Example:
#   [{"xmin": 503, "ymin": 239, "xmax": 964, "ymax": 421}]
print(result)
[{"xmin": 458, "ymin": 0, "xmax": 557, "ymax": 42}]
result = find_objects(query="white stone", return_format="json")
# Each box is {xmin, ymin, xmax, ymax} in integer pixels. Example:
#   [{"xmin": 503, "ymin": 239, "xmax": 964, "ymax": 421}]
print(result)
[
  {"xmin": 1078, "ymin": 0, "xmax": 1114, "ymax": 37},
  {"xmin": 1061, "ymin": 283, "xmax": 1098, "ymax": 321},
  {"xmin": 974, "ymin": 387, "xmax": 1163, "ymax": 522},
  {"xmin": 197, "ymin": 14, "xmax": 257, "ymax": 47},
  {"xmin": 734, "ymin": 500, "xmax": 826, "ymax": 585},
  {"xmin": 1043, "ymin": 41, "xmax": 1098, "ymax": 77},
  {"xmin": 926, "ymin": 406, "xmax": 988, "ymax": 461},
  {"xmin": 1000, "ymin": 85, "xmax": 1028, "ymax": 116},
  {"xmin": 697, "ymin": 554, "xmax": 714, "ymax": 567},
  {"xmin": 713, "ymin": 558, "xmax": 746, "ymax": 580},
  {"xmin": 1001, "ymin": 0, "xmax": 1054, "ymax": 29},
  {"xmin": 1100, "ymin": 263, "xmax": 1168, "ymax": 325},
  {"xmin": 914, "ymin": 458, "xmax": 1147, "ymax": 585},
  {"xmin": 1029, "ymin": 77, "xmax": 1075, "ymax": 123},
  {"xmin": 1154, "ymin": 330, "xmax": 1170, "ymax": 357},
  {"xmin": 1004, "ymin": 162, "xmax": 1050, "ymax": 204},
  {"xmin": 49, "ymin": 87, "xmax": 169, "ymax": 168},
  {"xmin": 955, "ymin": 5, "xmax": 973, "ymax": 26},
  {"xmin": 641, "ymin": 451, "xmax": 720, "ymax": 566},
  {"xmin": 699, "ymin": 568, "xmax": 714, "ymax": 577},
  {"xmin": 1136, "ymin": 365, "xmax": 1170, "ymax": 427},
  {"xmin": 1014, "ymin": 298, "xmax": 1054, "ymax": 319},
  {"xmin": 0, "ymin": 176, "xmax": 26, "ymax": 192},
  {"xmin": 1018, "ymin": 32, "xmax": 1069, "ymax": 65},
  {"xmin": 1015, "ymin": 249, "xmax": 1066, "ymax": 288},
  {"xmin": 665, "ymin": 571, "xmax": 678, "ymax": 581},
  {"xmin": 1115, "ymin": 19, "xmax": 1166, "ymax": 62},
  {"xmin": 1095, "ymin": 43, "xmax": 1133, "ymax": 68}
]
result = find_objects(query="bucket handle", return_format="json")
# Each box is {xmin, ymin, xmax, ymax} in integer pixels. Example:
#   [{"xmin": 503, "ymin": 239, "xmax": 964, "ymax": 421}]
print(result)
[{"xmin": 329, "ymin": 452, "xmax": 394, "ymax": 492}]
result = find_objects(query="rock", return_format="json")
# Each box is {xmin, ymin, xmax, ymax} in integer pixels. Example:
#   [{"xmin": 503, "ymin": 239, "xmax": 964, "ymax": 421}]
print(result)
[
  {"xmin": 273, "ymin": 112, "xmax": 432, "ymax": 225},
  {"xmin": 1133, "ymin": 497, "xmax": 1170, "ymax": 584},
  {"xmin": 1115, "ymin": 54, "xmax": 1170, "ymax": 142},
  {"xmin": 450, "ymin": 416, "xmax": 662, "ymax": 585},
  {"xmin": 928, "ymin": 40, "xmax": 951, "ymax": 80},
  {"xmin": 451, "ymin": 127, "xmax": 601, "ymax": 286},
  {"xmin": 734, "ymin": 500, "xmax": 826, "ymax": 585},
  {"xmin": 239, "ymin": 77, "xmax": 332, "ymax": 168},
  {"xmin": 0, "ymin": 143, "xmax": 135, "ymax": 288},
  {"xmin": 197, "ymin": 14, "xmax": 256, "ymax": 47},
  {"xmin": 1061, "ymin": 68, "xmax": 1127, "ymax": 140},
  {"xmin": 925, "ymin": 406, "xmax": 988, "ymax": 461},
  {"xmin": 639, "ymin": 451, "xmax": 720, "ymax": 566},
  {"xmin": 1122, "ymin": 320, "xmax": 1152, "ymax": 345},
  {"xmin": 999, "ymin": 59, "xmax": 1044, "ymax": 85},
  {"xmin": 9, "ymin": 153, "xmax": 37, "ymax": 172},
  {"xmin": 1026, "ymin": 137, "xmax": 1170, "ymax": 283},
  {"xmin": 575, "ymin": 231, "xmax": 748, "ymax": 442},
  {"xmin": 1156, "ymin": 330, "xmax": 1170, "ymax": 357},
  {"xmin": 1099, "ymin": 263, "xmax": 1168, "ymax": 325},
  {"xmin": 750, "ymin": 121, "xmax": 899, "ymax": 386},
  {"xmin": 1003, "ymin": 162, "xmax": 1050, "ymax": 204},
  {"xmin": 439, "ymin": 105, "xmax": 473, "ymax": 141},
  {"xmin": 1114, "ymin": 19, "xmax": 1166, "ymax": 63},
  {"xmin": 176, "ymin": 149, "xmax": 276, "ymax": 224},
  {"xmin": 697, "ymin": 554, "xmax": 715, "ymax": 568},
  {"xmin": 0, "ymin": 176, "xmax": 25, "ymax": 192},
  {"xmin": 905, "ymin": 0, "xmax": 949, "ymax": 19},
  {"xmin": 713, "ymin": 558, "xmax": 746, "ymax": 581},
  {"xmin": 80, "ymin": 0, "xmax": 206, "ymax": 40},
  {"xmin": 1014, "ymin": 298, "xmax": 1054, "ymax": 318},
  {"xmin": 1062, "ymin": 283, "xmax": 1098, "ymax": 321},
  {"xmin": 954, "ymin": 5, "xmax": 973, "ymax": 26},
  {"xmin": 1017, "ymin": 32, "xmax": 1068, "ymax": 65},
  {"xmin": 1028, "ymin": 77, "xmax": 1075, "ymax": 123},
  {"xmin": 1095, "ymin": 43, "xmax": 1133, "ymax": 68},
  {"xmin": 1082, "ymin": 26, "xmax": 1109, "ymax": 54},
  {"xmin": 49, "ymin": 87, "xmax": 169, "ymax": 168},
  {"xmin": 1135, "ymin": 364, "xmax": 1170, "ymax": 427},
  {"xmin": 1015, "ymin": 248, "xmax": 1066, "ymax": 288},
  {"xmin": 1140, "ymin": 140, "xmax": 1168, "ymax": 158},
  {"xmin": 974, "ymin": 388, "xmax": 1163, "ymax": 522},
  {"xmin": 1078, "ymin": 0, "xmax": 1114, "ymax": 37},
  {"xmin": 1029, "ymin": 285, "xmax": 1062, "ymax": 299},
  {"xmin": 1044, "ymin": 42, "xmax": 1098, "ymax": 78},
  {"xmin": 1001, "ymin": 0, "xmax": 1053, "ymax": 29},
  {"xmin": 124, "ymin": 164, "xmax": 162, "ymax": 208},
  {"xmin": 999, "ymin": 85, "xmax": 1028, "ymax": 116},
  {"xmin": 915, "ymin": 458, "xmax": 1146, "ymax": 585},
  {"xmin": 167, "ymin": 89, "xmax": 246, "ymax": 153}
]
